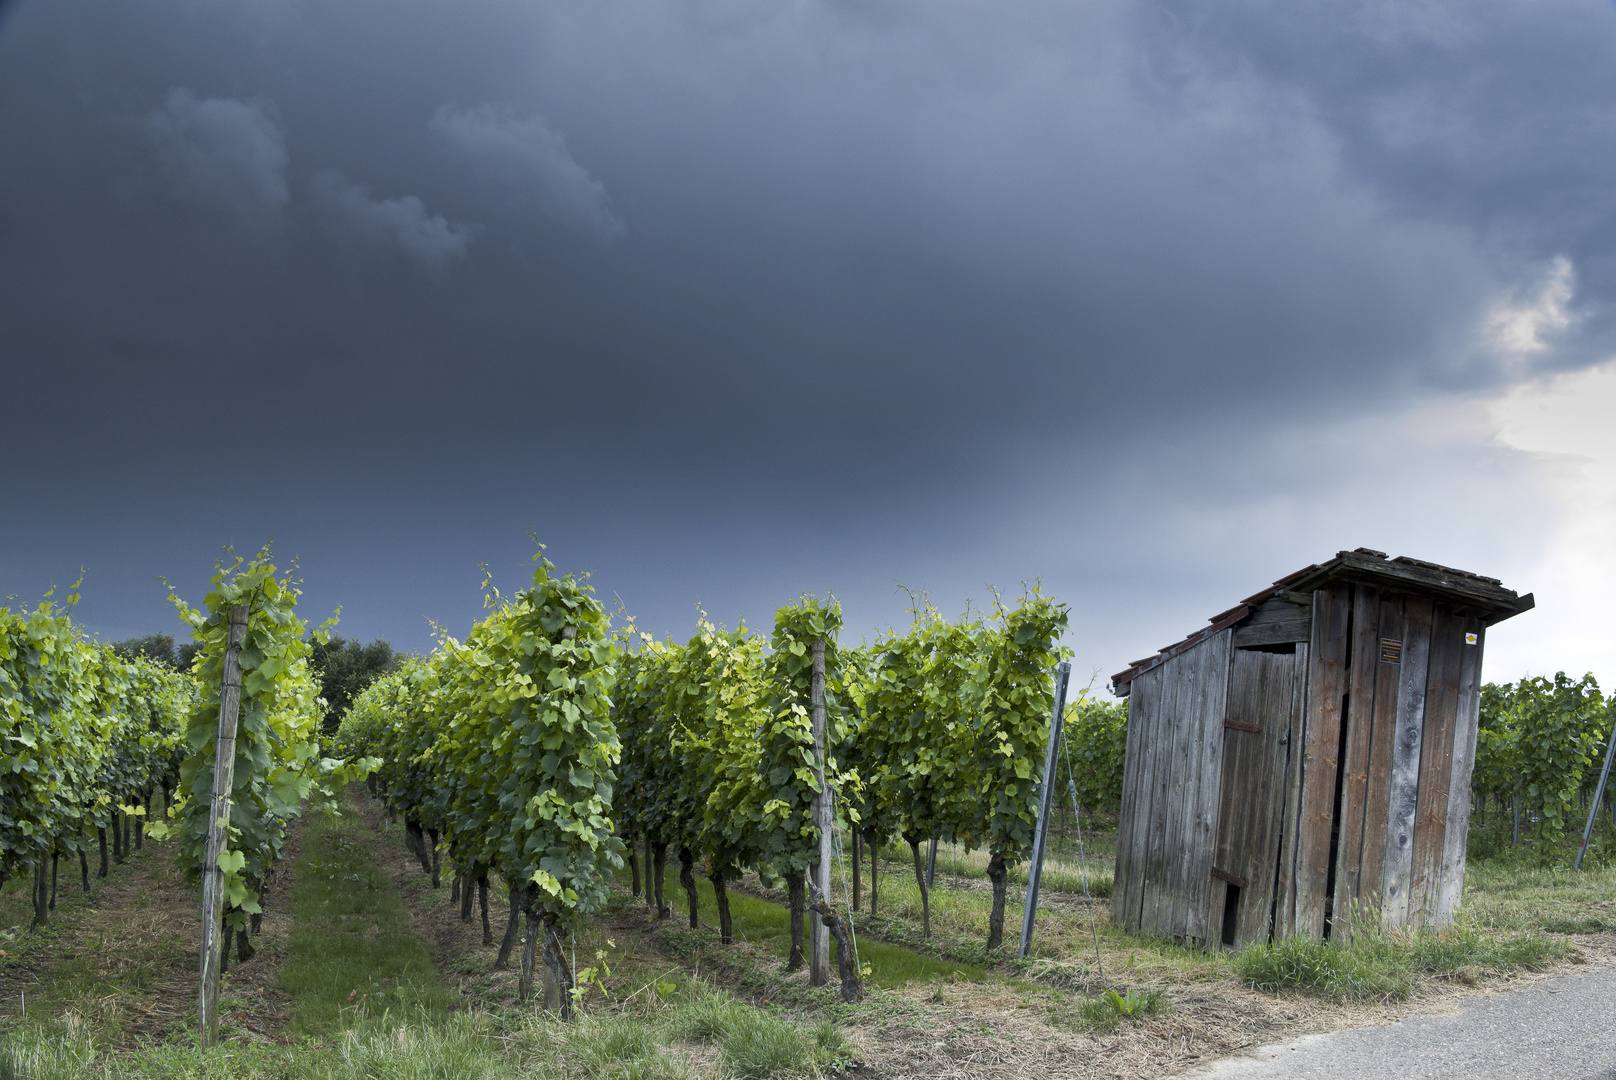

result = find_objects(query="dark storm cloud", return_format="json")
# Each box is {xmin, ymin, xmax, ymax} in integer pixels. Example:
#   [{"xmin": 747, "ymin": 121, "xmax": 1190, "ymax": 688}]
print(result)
[{"xmin": 1, "ymin": 0, "xmax": 1611, "ymax": 668}]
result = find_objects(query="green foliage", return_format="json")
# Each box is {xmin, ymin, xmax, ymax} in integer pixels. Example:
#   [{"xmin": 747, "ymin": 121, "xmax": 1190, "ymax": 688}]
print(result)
[
  {"xmin": 89, "ymin": 652, "xmax": 193, "ymax": 835},
  {"xmin": 0, "ymin": 592, "xmax": 110, "ymax": 877},
  {"xmin": 663, "ymin": 615, "xmax": 769, "ymax": 879},
  {"xmin": 757, "ymin": 596, "xmax": 845, "ymax": 870},
  {"xmin": 308, "ymin": 635, "xmax": 401, "ymax": 733},
  {"xmin": 340, "ymin": 547, "xmax": 624, "ymax": 927},
  {"xmin": 613, "ymin": 636, "xmax": 684, "ymax": 852},
  {"xmin": 616, "ymin": 597, "xmax": 847, "ymax": 902},
  {"xmin": 1059, "ymin": 693, "xmax": 1127, "ymax": 814},
  {"xmin": 1474, "ymin": 673, "xmax": 1609, "ymax": 843},
  {"xmin": 161, "ymin": 546, "xmax": 338, "ymax": 925},
  {"xmin": 862, "ymin": 604, "xmax": 983, "ymax": 849},
  {"xmin": 0, "ymin": 587, "xmax": 194, "ymax": 891},
  {"xmin": 963, "ymin": 588, "xmax": 1071, "ymax": 863},
  {"xmin": 335, "ymin": 659, "xmax": 443, "ymax": 834}
]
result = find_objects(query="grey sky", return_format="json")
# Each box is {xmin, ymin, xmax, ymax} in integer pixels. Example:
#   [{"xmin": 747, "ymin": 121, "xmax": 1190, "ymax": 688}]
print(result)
[{"xmin": 3, "ymin": 0, "xmax": 1613, "ymax": 686}]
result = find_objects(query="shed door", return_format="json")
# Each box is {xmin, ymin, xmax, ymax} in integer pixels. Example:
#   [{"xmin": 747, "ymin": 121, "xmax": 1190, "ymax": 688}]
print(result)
[{"xmin": 1210, "ymin": 646, "xmax": 1306, "ymax": 948}]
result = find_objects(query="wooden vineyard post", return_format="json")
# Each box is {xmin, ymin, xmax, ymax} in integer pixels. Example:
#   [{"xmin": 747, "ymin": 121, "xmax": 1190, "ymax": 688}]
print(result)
[
  {"xmin": 809, "ymin": 638, "xmax": 832, "ymax": 987},
  {"xmin": 1019, "ymin": 661, "xmax": 1071, "ymax": 959},
  {"xmin": 199, "ymin": 604, "xmax": 248, "ymax": 1047}
]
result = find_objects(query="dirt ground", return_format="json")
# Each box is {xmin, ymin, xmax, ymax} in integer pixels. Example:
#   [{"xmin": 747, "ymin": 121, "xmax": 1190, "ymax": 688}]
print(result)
[{"xmin": 0, "ymin": 827, "xmax": 296, "ymax": 1045}]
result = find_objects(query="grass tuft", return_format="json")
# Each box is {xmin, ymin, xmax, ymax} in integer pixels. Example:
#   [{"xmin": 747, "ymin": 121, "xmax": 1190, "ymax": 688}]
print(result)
[
  {"xmin": 1233, "ymin": 922, "xmax": 1564, "ymax": 1002},
  {"xmin": 717, "ymin": 1007, "xmax": 810, "ymax": 1079},
  {"xmin": 1234, "ymin": 937, "xmax": 1409, "ymax": 1001}
]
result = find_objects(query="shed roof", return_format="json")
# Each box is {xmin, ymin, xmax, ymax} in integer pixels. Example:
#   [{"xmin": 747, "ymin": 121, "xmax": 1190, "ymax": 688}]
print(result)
[{"xmin": 1109, "ymin": 548, "xmax": 1534, "ymax": 695}]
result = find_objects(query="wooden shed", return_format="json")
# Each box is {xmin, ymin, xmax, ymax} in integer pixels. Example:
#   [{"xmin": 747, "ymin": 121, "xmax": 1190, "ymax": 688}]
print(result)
[{"xmin": 1108, "ymin": 549, "xmax": 1533, "ymax": 948}]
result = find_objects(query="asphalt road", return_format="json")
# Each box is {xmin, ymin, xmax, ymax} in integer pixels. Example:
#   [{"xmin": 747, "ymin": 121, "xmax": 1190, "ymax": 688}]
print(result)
[{"xmin": 1191, "ymin": 964, "xmax": 1616, "ymax": 1080}]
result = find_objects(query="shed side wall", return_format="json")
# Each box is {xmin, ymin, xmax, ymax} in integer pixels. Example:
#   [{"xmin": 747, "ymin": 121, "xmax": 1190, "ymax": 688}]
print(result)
[{"xmin": 1111, "ymin": 632, "xmax": 1230, "ymax": 941}]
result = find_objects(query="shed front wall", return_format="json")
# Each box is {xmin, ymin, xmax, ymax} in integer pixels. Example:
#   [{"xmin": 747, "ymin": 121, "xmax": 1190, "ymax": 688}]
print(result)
[{"xmin": 1313, "ymin": 584, "xmax": 1486, "ymax": 937}]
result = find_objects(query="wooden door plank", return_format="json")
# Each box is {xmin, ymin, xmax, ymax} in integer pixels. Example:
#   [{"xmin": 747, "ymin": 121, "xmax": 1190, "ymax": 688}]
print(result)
[
  {"xmin": 1273, "ymin": 640, "xmax": 1311, "ymax": 938},
  {"xmin": 1330, "ymin": 584, "xmax": 1382, "ymax": 944},
  {"xmin": 1236, "ymin": 650, "xmax": 1297, "ymax": 947},
  {"xmin": 1208, "ymin": 875, "xmax": 1229, "ymax": 948},
  {"xmin": 1436, "ymin": 617, "xmax": 1486, "ymax": 924},
  {"xmin": 1183, "ymin": 630, "xmax": 1231, "ymax": 943},
  {"xmin": 1294, "ymin": 584, "xmax": 1352, "ymax": 938},
  {"xmin": 1213, "ymin": 649, "xmax": 1259, "ymax": 941},
  {"xmin": 1357, "ymin": 596, "xmax": 1404, "ymax": 917},
  {"xmin": 1215, "ymin": 648, "xmax": 1273, "ymax": 944},
  {"xmin": 1411, "ymin": 605, "xmax": 1465, "ymax": 924},
  {"xmin": 1380, "ymin": 594, "xmax": 1434, "ymax": 930}
]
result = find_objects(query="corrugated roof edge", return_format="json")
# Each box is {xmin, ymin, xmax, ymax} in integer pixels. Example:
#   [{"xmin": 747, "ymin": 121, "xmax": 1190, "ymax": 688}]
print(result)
[{"xmin": 1109, "ymin": 549, "xmax": 1532, "ymax": 696}]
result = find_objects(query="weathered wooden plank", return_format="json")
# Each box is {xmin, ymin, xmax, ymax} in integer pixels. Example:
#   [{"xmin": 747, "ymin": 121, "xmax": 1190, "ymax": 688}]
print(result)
[
  {"xmin": 1163, "ymin": 646, "xmax": 1202, "ymax": 937},
  {"xmin": 1293, "ymin": 584, "xmax": 1352, "ymax": 938},
  {"xmin": 1272, "ymin": 640, "xmax": 1312, "ymax": 938},
  {"xmin": 1356, "ymin": 596, "xmax": 1404, "ymax": 918},
  {"xmin": 1336, "ymin": 551, "xmax": 1529, "ymax": 615},
  {"xmin": 1167, "ymin": 644, "xmax": 1204, "ymax": 938},
  {"xmin": 1232, "ymin": 618, "xmax": 1313, "ymax": 648},
  {"xmin": 1134, "ymin": 664, "xmax": 1173, "ymax": 933},
  {"xmin": 1131, "ymin": 666, "xmax": 1168, "ymax": 931},
  {"xmin": 1330, "ymin": 584, "xmax": 1382, "ymax": 943},
  {"xmin": 1183, "ymin": 630, "xmax": 1231, "ymax": 943},
  {"xmin": 1109, "ymin": 674, "xmax": 1139, "ymax": 927},
  {"xmin": 1411, "ymin": 606, "xmax": 1464, "ymax": 925},
  {"xmin": 1242, "ymin": 651, "xmax": 1295, "ymax": 947},
  {"xmin": 1213, "ymin": 651, "xmax": 1261, "ymax": 944},
  {"xmin": 1380, "ymin": 595, "xmax": 1433, "ymax": 930},
  {"xmin": 1141, "ymin": 649, "xmax": 1187, "ymax": 935},
  {"xmin": 1111, "ymin": 666, "xmax": 1154, "ymax": 930},
  {"xmin": 1208, "ymin": 875, "xmax": 1230, "ymax": 947},
  {"xmin": 1436, "ymin": 617, "xmax": 1486, "ymax": 924}
]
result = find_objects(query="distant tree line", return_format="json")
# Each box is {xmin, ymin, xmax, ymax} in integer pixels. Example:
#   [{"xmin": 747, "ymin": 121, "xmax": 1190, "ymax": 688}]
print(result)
[{"xmin": 112, "ymin": 631, "xmax": 401, "ymax": 734}]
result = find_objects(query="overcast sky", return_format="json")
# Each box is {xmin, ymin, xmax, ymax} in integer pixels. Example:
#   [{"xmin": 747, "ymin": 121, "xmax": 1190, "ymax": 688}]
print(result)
[{"xmin": 3, "ymin": 0, "xmax": 1614, "ymax": 690}]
